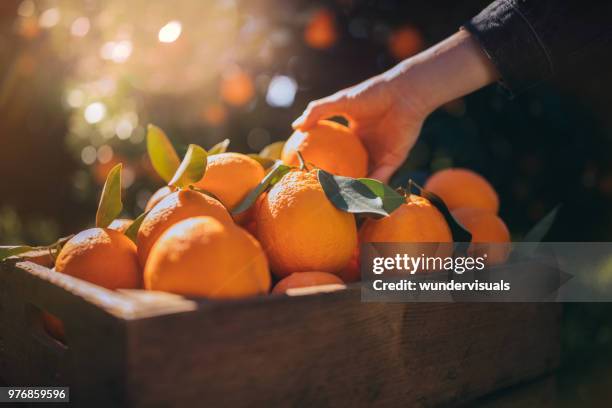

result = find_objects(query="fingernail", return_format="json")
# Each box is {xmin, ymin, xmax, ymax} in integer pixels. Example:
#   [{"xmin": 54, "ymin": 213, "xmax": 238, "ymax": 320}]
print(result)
[{"xmin": 291, "ymin": 114, "xmax": 306, "ymax": 129}]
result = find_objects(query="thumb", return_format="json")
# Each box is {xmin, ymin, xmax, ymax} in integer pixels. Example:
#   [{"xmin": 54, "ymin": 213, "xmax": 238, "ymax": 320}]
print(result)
[
  {"xmin": 368, "ymin": 164, "xmax": 397, "ymax": 184},
  {"xmin": 292, "ymin": 95, "xmax": 348, "ymax": 131}
]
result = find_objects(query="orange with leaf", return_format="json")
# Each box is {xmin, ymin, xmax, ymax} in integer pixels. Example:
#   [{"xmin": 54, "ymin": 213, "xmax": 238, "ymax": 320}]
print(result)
[
  {"xmin": 282, "ymin": 120, "xmax": 368, "ymax": 178},
  {"xmin": 253, "ymin": 165, "xmax": 358, "ymax": 278},
  {"xmin": 44, "ymin": 164, "xmax": 141, "ymax": 341}
]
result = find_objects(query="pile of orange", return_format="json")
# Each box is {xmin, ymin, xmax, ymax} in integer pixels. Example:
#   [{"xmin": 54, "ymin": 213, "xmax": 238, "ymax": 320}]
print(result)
[{"xmin": 38, "ymin": 119, "xmax": 511, "ymax": 342}]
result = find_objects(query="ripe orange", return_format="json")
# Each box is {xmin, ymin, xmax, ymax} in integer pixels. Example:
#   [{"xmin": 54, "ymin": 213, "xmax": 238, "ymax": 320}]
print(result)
[
  {"xmin": 55, "ymin": 227, "xmax": 141, "ymax": 288},
  {"xmin": 145, "ymin": 216, "xmax": 270, "ymax": 298},
  {"xmin": 424, "ymin": 168, "xmax": 499, "ymax": 213},
  {"xmin": 44, "ymin": 227, "xmax": 141, "ymax": 341},
  {"xmin": 145, "ymin": 186, "xmax": 173, "ymax": 211},
  {"xmin": 359, "ymin": 195, "xmax": 453, "ymax": 261},
  {"xmin": 304, "ymin": 9, "xmax": 337, "ymax": 49},
  {"xmin": 220, "ymin": 67, "xmax": 255, "ymax": 107},
  {"xmin": 256, "ymin": 169, "xmax": 357, "ymax": 278},
  {"xmin": 282, "ymin": 120, "xmax": 368, "ymax": 178},
  {"xmin": 108, "ymin": 218, "xmax": 133, "ymax": 233},
  {"xmin": 137, "ymin": 189, "xmax": 232, "ymax": 266},
  {"xmin": 452, "ymin": 207, "xmax": 511, "ymax": 265},
  {"xmin": 194, "ymin": 152, "xmax": 265, "ymax": 218},
  {"xmin": 272, "ymin": 272, "xmax": 344, "ymax": 294},
  {"xmin": 338, "ymin": 247, "xmax": 361, "ymax": 283},
  {"xmin": 360, "ymin": 195, "xmax": 452, "ymax": 243}
]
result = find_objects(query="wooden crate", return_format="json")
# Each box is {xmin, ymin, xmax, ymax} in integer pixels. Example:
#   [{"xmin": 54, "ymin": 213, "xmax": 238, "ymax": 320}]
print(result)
[{"xmin": 0, "ymin": 259, "xmax": 561, "ymax": 407}]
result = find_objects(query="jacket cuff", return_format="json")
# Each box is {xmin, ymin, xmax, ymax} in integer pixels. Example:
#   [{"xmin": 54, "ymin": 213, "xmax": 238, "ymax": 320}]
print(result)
[{"xmin": 462, "ymin": 0, "xmax": 553, "ymax": 96}]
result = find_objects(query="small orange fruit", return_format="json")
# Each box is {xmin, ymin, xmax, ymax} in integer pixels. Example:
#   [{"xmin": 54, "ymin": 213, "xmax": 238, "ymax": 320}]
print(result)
[
  {"xmin": 108, "ymin": 218, "xmax": 133, "ymax": 233},
  {"xmin": 44, "ymin": 227, "xmax": 141, "ymax": 341},
  {"xmin": 137, "ymin": 189, "xmax": 232, "ymax": 266},
  {"xmin": 360, "ymin": 195, "xmax": 452, "ymax": 243},
  {"xmin": 272, "ymin": 272, "xmax": 344, "ymax": 294},
  {"xmin": 55, "ymin": 227, "xmax": 141, "ymax": 288},
  {"xmin": 337, "ymin": 247, "xmax": 361, "ymax": 283},
  {"xmin": 145, "ymin": 186, "xmax": 173, "ymax": 212},
  {"xmin": 194, "ymin": 152, "xmax": 265, "ymax": 217},
  {"xmin": 452, "ymin": 207, "xmax": 511, "ymax": 265},
  {"xmin": 359, "ymin": 195, "xmax": 453, "ymax": 261},
  {"xmin": 282, "ymin": 120, "xmax": 368, "ymax": 178},
  {"xmin": 42, "ymin": 313, "xmax": 65, "ymax": 342},
  {"xmin": 256, "ymin": 169, "xmax": 357, "ymax": 278},
  {"xmin": 304, "ymin": 9, "xmax": 337, "ymax": 49},
  {"xmin": 145, "ymin": 216, "xmax": 270, "ymax": 298},
  {"xmin": 424, "ymin": 168, "xmax": 499, "ymax": 213}
]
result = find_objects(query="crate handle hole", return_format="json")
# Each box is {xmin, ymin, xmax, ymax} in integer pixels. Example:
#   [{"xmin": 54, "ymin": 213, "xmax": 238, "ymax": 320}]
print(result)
[{"xmin": 26, "ymin": 304, "xmax": 69, "ymax": 350}]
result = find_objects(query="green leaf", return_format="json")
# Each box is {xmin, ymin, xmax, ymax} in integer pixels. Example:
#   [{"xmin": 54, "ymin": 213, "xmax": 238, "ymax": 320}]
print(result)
[
  {"xmin": 232, "ymin": 162, "xmax": 291, "ymax": 215},
  {"xmin": 124, "ymin": 211, "xmax": 149, "ymax": 244},
  {"xmin": 247, "ymin": 154, "xmax": 279, "ymax": 170},
  {"xmin": 318, "ymin": 170, "xmax": 404, "ymax": 217},
  {"xmin": 523, "ymin": 205, "xmax": 560, "ymax": 242},
  {"xmin": 358, "ymin": 178, "xmax": 406, "ymax": 215},
  {"xmin": 208, "ymin": 139, "xmax": 230, "ymax": 155},
  {"xmin": 169, "ymin": 144, "xmax": 208, "ymax": 188},
  {"xmin": 408, "ymin": 180, "xmax": 472, "ymax": 243},
  {"xmin": 0, "ymin": 235, "xmax": 73, "ymax": 262},
  {"xmin": 259, "ymin": 141, "xmax": 285, "ymax": 160},
  {"xmin": 511, "ymin": 205, "xmax": 561, "ymax": 260},
  {"xmin": 96, "ymin": 163, "xmax": 123, "ymax": 229},
  {"xmin": 0, "ymin": 246, "xmax": 34, "ymax": 261},
  {"xmin": 147, "ymin": 124, "xmax": 181, "ymax": 183}
]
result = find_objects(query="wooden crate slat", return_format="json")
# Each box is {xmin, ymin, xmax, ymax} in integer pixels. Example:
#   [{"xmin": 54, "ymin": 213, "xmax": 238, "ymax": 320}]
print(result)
[{"xmin": 0, "ymin": 260, "xmax": 561, "ymax": 407}]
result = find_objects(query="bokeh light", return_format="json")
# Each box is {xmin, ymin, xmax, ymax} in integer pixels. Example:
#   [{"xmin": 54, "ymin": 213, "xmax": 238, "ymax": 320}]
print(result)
[
  {"xmin": 220, "ymin": 67, "xmax": 255, "ymax": 107},
  {"xmin": 304, "ymin": 9, "xmax": 337, "ymax": 49},
  {"xmin": 388, "ymin": 25, "xmax": 424, "ymax": 60},
  {"xmin": 158, "ymin": 21, "xmax": 182, "ymax": 43},
  {"xmin": 266, "ymin": 75, "xmax": 297, "ymax": 108},
  {"xmin": 84, "ymin": 102, "xmax": 107, "ymax": 124}
]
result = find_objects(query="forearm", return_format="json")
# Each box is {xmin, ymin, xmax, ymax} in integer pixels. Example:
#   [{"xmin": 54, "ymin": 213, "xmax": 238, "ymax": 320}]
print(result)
[{"xmin": 383, "ymin": 30, "xmax": 499, "ymax": 115}]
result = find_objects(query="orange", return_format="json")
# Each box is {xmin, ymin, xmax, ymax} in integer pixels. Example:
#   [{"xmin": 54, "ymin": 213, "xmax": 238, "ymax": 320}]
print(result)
[
  {"xmin": 137, "ymin": 189, "xmax": 232, "ymax": 266},
  {"xmin": 359, "ymin": 195, "xmax": 453, "ymax": 261},
  {"xmin": 145, "ymin": 216, "xmax": 270, "ymax": 298},
  {"xmin": 55, "ymin": 227, "xmax": 141, "ymax": 288},
  {"xmin": 388, "ymin": 26, "xmax": 423, "ymax": 60},
  {"xmin": 42, "ymin": 313, "xmax": 65, "ymax": 342},
  {"xmin": 220, "ymin": 67, "xmax": 254, "ymax": 107},
  {"xmin": 452, "ymin": 207, "xmax": 511, "ymax": 265},
  {"xmin": 44, "ymin": 227, "xmax": 141, "ymax": 341},
  {"xmin": 108, "ymin": 218, "xmax": 133, "ymax": 233},
  {"xmin": 282, "ymin": 120, "xmax": 368, "ymax": 178},
  {"xmin": 338, "ymin": 247, "xmax": 361, "ymax": 283},
  {"xmin": 360, "ymin": 195, "xmax": 452, "ymax": 243},
  {"xmin": 145, "ymin": 186, "xmax": 173, "ymax": 212},
  {"xmin": 424, "ymin": 168, "xmax": 499, "ymax": 213},
  {"xmin": 256, "ymin": 169, "xmax": 357, "ymax": 278},
  {"xmin": 194, "ymin": 152, "xmax": 265, "ymax": 218},
  {"xmin": 272, "ymin": 272, "xmax": 344, "ymax": 294},
  {"xmin": 304, "ymin": 9, "xmax": 337, "ymax": 49}
]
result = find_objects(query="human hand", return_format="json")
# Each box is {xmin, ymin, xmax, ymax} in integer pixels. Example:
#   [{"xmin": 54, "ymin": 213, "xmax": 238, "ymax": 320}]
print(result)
[
  {"xmin": 291, "ymin": 30, "xmax": 499, "ymax": 183},
  {"xmin": 291, "ymin": 74, "xmax": 429, "ymax": 183}
]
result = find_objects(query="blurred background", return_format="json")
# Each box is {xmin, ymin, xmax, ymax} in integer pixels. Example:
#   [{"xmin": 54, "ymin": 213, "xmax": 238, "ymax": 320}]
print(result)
[{"xmin": 1, "ymin": 0, "xmax": 612, "ymax": 403}]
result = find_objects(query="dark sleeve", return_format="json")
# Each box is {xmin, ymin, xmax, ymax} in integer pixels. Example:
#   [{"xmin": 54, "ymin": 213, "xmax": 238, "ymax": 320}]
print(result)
[{"xmin": 463, "ymin": 0, "xmax": 612, "ymax": 96}]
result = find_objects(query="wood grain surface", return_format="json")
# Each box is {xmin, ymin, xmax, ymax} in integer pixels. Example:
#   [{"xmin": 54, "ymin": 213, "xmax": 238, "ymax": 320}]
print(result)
[{"xmin": 0, "ymin": 261, "xmax": 561, "ymax": 407}]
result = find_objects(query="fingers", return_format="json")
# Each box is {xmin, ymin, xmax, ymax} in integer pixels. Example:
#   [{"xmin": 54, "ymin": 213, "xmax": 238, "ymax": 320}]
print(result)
[
  {"xmin": 292, "ymin": 95, "xmax": 348, "ymax": 130},
  {"xmin": 368, "ymin": 164, "xmax": 398, "ymax": 184}
]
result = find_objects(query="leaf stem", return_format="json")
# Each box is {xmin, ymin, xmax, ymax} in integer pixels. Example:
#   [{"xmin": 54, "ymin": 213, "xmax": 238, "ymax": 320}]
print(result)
[{"xmin": 296, "ymin": 151, "xmax": 309, "ymax": 171}]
